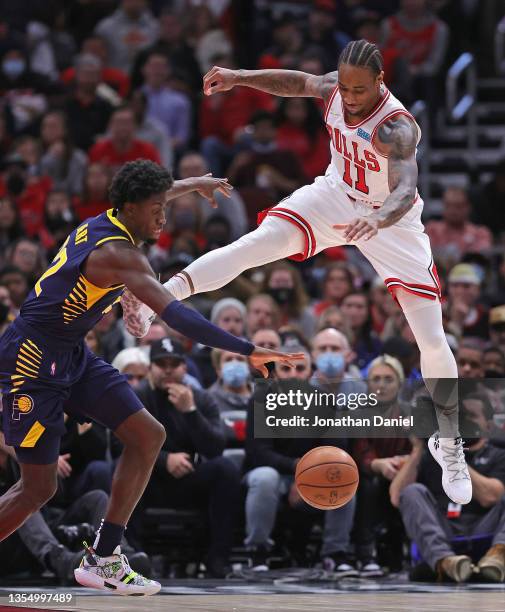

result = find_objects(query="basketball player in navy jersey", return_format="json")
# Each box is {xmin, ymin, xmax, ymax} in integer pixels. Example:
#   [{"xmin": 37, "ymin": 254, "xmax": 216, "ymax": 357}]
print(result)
[
  {"xmin": 132, "ymin": 40, "xmax": 472, "ymax": 508},
  {"xmin": 0, "ymin": 160, "xmax": 303, "ymax": 595}
]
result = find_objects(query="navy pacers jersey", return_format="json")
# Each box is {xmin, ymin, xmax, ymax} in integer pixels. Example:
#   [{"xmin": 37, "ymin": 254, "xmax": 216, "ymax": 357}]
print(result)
[
  {"xmin": 0, "ymin": 209, "xmax": 145, "ymax": 461},
  {"xmin": 20, "ymin": 209, "xmax": 134, "ymax": 347}
]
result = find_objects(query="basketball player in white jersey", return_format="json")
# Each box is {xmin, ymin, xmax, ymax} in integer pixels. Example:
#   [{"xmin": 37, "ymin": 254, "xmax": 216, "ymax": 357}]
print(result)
[{"xmin": 124, "ymin": 40, "xmax": 471, "ymax": 505}]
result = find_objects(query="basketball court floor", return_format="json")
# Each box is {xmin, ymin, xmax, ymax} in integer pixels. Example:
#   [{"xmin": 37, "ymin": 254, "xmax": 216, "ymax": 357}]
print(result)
[{"xmin": 2, "ymin": 575, "xmax": 505, "ymax": 611}]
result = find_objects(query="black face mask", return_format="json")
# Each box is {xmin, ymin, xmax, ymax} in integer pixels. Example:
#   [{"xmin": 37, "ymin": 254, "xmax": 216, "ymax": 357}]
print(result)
[
  {"xmin": 46, "ymin": 214, "xmax": 69, "ymax": 232},
  {"xmin": 6, "ymin": 172, "xmax": 26, "ymax": 196},
  {"xmin": 268, "ymin": 287, "xmax": 294, "ymax": 306}
]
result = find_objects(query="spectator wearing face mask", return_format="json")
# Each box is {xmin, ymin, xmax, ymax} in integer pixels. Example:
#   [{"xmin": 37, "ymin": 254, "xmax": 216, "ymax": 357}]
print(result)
[
  {"xmin": 208, "ymin": 349, "xmax": 252, "ymax": 448},
  {"xmin": 261, "ymin": 261, "xmax": 315, "ymax": 339},
  {"xmin": 310, "ymin": 327, "xmax": 365, "ymax": 393},
  {"xmin": 41, "ymin": 190, "xmax": 80, "ymax": 258}
]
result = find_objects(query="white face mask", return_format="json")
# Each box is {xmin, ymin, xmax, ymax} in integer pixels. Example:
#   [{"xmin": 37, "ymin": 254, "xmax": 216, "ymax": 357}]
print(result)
[{"xmin": 3, "ymin": 58, "xmax": 26, "ymax": 78}]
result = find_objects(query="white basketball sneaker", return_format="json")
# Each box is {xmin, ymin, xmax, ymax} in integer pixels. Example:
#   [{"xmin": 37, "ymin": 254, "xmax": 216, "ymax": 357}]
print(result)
[
  {"xmin": 428, "ymin": 432, "xmax": 472, "ymax": 505},
  {"xmin": 120, "ymin": 288, "xmax": 155, "ymax": 338},
  {"xmin": 74, "ymin": 542, "xmax": 161, "ymax": 596}
]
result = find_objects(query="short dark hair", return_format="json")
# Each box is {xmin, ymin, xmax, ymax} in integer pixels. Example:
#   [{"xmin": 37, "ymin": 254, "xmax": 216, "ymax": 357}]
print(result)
[
  {"xmin": 338, "ymin": 39, "xmax": 384, "ymax": 76},
  {"xmin": 462, "ymin": 392, "xmax": 494, "ymax": 421},
  {"xmin": 109, "ymin": 160, "xmax": 173, "ymax": 210}
]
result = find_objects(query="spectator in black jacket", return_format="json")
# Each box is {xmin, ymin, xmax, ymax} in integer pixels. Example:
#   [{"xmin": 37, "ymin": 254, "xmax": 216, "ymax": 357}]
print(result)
[
  {"xmin": 242, "ymin": 344, "xmax": 356, "ymax": 572},
  {"xmin": 137, "ymin": 337, "xmax": 241, "ymax": 578}
]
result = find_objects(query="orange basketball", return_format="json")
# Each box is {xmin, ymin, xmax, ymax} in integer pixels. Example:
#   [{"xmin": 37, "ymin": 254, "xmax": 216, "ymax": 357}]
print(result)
[{"xmin": 295, "ymin": 446, "xmax": 359, "ymax": 510}]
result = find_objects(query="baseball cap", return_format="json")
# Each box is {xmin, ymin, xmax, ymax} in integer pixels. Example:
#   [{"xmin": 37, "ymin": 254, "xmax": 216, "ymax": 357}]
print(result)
[
  {"xmin": 489, "ymin": 305, "xmax": 505, "ymax": 326},
  {"xmin": 149, "ymin": 337, "xmax": 185, "ymax": 363},
  {"xmin": 448, "ymin": 263, "xmax": 480, "ymax": 285}
]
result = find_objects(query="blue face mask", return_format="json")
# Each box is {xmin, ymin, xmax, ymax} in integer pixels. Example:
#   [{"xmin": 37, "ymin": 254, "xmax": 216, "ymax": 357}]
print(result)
[
  {"xmin": 315, "ymin": 352, "xmax": 345, "ymax": 377},
  {"xmin": 3, "ymin": 58, "xmax": 25, "ymax": 78},
  {"xmin": 222, "ymin": 360, "xmax": 250, "ymax": 388}
]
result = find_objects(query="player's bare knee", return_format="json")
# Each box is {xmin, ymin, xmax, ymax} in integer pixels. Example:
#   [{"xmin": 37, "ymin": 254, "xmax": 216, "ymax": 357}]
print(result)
[{"xmin": 21, "ymin": 472, "xmax": 58, "ymax": 510}]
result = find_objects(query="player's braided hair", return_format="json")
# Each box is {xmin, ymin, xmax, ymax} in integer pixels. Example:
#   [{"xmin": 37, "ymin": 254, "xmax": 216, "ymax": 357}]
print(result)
[
  {"xmin": 109, "ymin": 159, "xmax": 173, "ymax": 211},
  {"xmin": 338, "ymin": 39, "xmax": 384, "ymax": 76}
]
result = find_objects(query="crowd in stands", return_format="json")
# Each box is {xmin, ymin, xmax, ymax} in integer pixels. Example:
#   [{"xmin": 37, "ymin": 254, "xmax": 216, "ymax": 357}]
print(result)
[{"xmin": 1, "ymin": 0, "xmax": 505, "ymax": 584}]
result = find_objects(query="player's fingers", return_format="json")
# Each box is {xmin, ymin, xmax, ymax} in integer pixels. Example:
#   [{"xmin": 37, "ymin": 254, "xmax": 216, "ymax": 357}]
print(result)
[
  {"xmin": 351, "ymin": 226, "xmax": 371, "ymax": 242},
  {"xmin": 217, "ymin": 186, "xmax": 231, "ymax": 198},
  {"xmin": 333, "ymin": 223, "xmax": 348, "ymax": 230}
]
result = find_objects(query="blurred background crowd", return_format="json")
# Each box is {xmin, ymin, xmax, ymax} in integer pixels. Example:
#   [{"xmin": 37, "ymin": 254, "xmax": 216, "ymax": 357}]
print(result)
[{"xmin": 1, "ymin": 0, "xmax": 505, "ymax": 586}]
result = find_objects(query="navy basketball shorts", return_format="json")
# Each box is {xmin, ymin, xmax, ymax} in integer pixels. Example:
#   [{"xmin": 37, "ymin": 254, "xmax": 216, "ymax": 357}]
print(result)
[{"xmin": 0, "ymin": 318, "xmax": 144, "ymax": 465}]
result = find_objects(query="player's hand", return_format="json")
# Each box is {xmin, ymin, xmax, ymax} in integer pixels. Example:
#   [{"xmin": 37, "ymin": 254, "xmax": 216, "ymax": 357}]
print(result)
[
  {"xmin": 196, "ymin": 173, "xmax": 233, "ymax": 208},
  {"xmin": 203, "ymin": 66, "xmax": 238, "ymax": 96},
  {"xmin": 334, "ymin": 217, "xmax": 379, "ymax": 242},
  {"xmin": 167, "ymin": 452, "xmax": 195, "ymax": 478},
  {"xmin": 166, "ymin": 382, "xmax": 195, "ymax": 412},
  {"xmin": 57, "ymin": 453, "xmax": 72, "ymax": 478},
  {"xmin": 249, "ymin": 347, "xmax": 306, "ymax": 378}
]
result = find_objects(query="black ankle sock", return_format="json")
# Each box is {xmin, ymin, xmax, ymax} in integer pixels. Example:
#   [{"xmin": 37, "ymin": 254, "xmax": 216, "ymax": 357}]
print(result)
[{"xmin": 94, "ymin": 521, "xmax": 125, "ymax": 557}]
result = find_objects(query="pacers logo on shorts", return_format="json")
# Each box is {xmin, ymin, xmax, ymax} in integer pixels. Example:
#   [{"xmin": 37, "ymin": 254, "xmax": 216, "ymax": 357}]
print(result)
[{"xmin": 12, "ymin": 394, "xmax": 34, "ymax": 420}]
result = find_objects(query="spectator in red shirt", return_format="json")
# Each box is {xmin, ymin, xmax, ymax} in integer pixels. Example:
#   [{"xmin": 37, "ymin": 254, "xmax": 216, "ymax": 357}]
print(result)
[
  {"xmin": 312, "ymin": 262, "xmax": 356, "ymax": 318},
  {"xmin": 199, "ymin": 53, "xmax": 274, "ymax": 175},
  {"xmin": 60, "ymin": 35, "xmax": 130, "ymax": 100},
  {"xmin": 425, "ymin": 187, "xmax": 493, "ymax": 266},
  {"xmin": 88, "ymin": 105, "xmax": 161, "ymax": 172},
  {"xmin": 74, "ymin": 162, "xmax": 111, "ymax": 221},
  {"xmin": 276, "ymin": 97, "xmax": 330, "ymax": 181}
]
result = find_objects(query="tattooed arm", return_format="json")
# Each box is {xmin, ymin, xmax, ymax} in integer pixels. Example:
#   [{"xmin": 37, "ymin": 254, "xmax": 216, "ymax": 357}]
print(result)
[
  {"xmin": 371, "ymin": 115, "xmax": 419, "ymax": 228},
  {"xmin": 203, "ymin": 65, "xmax": 338, "ymax": 103},
  {"xmin": 337, "ymin": 115, "xmax": 419, "ymax": 242}
]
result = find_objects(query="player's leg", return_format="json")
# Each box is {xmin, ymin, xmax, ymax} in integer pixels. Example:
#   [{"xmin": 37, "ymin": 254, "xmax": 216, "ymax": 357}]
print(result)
[
  {"xmin": 357, "ymin": 209, "xmax": 471, "ymax": 504},
  {"xmin": 66, "ymin": 357, "xmax": 163, "ymax": 594},
  {"xmin": 166, "ymin": 214, "xmax": 305, "ymax": 300}
]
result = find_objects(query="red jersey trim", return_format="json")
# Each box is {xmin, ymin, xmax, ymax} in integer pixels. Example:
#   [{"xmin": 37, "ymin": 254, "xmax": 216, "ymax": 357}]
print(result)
[
  {"xmin": 324, "ymin": 84, "xmax": 340, "ymax": 123},
  {"xmin": 266, "ymin": 207, "xmax": 316, "ymax": 260},
  {"xmin": 341, "ymin": 88, "xmax": 391, "ymax": 129}
]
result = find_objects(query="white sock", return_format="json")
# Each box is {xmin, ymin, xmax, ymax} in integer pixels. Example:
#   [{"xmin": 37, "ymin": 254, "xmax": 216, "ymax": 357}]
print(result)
[
  {"xmin": 164, "ymin": 217, "xmax": 305, "ymax": 300},
  {"xmin": 396, "ymin": 291, "xmax": 459, "ymax": 438}
]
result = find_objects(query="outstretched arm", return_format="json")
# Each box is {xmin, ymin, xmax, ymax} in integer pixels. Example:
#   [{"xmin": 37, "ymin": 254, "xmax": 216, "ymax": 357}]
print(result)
[
  {"xmin": 85, "ymin": 244, "xmax": 304, "ymax": 375},
  {"xmin": 166, "ymin": 174, "xmax": 233, "ymax": 208},
  {"xmin": 336, "ymin": 115, "xmax": 419, "ymax": 242},
  {"xmin": 203, "ymin": 65, "xmax": 338, "ymax": 102}
]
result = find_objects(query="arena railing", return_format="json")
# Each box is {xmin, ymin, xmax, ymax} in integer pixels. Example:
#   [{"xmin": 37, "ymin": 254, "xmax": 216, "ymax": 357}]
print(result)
[{"xmin": 446, "ymin": 52, "xmax": 477, "ymax": 160}]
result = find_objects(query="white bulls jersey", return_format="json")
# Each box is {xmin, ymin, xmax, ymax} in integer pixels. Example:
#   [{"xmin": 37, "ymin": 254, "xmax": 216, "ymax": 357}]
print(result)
[{"xmin": 323, "ymin": 84, "xmax": 421, "ymax": 207}]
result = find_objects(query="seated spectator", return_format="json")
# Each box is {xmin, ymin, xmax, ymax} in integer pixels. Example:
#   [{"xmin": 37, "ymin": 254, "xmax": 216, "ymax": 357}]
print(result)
[
  {"xmin": 251, "ymin": 328, "xmax": 282, "ymax": 351},
  {"xmin": 39, "ymin": 110, "xmax": 88, "ymax": 196},
  {"xmin": 316, "ymin": 305, "xmax": 352, "ymax": 338},
  {"xmin": 60, "ymin": 34, "xmax": 130, "ymax": 99},
  {"xmin": 341, "ymin": 291, "xmax": 383, "ymax": 371},
  {"xmin": 0, "ymin": 46, "xmax": 62, "ymax": 134},
  {"xmin": 64, "ymin": 53, "xmax": 115, "ymax": 152},
  {"xmin": 141, "ymin": 52, "xmax": 191, "ymax": 151},
  {"xmin": 14, "ymin": 135, "xmax": 42, "ymax": 176},
  {"xmin": 310, "ymin": 327, "xmax": 365, "ymax": 389},
  {"xmin": 227, "ymin": 111, "xmax": 305, "ymax": 221},
  {"xmin": 489, "ymin": 306, "xmax": 505, "ymax": 356},
  {"xmin": 380, "ymin": 0, "xmax": 449, "ymax": 108},
  {"xmin": 445, "ymin": 264, "xmax": 488, "ymax": 340},
  {"xmin": 75, "ymin": 162, "xmax": 111, "ymax": 221},
  {"xmin": 246, "ymin": 294, "xmax": 281, "ymax": 337},
  {"xmin": 139, "ymin": 338, "xmax": 240, "ymax": 578},
  {"xmin": 211, "ymin": 297, "xmax": 247, "ymax": 337},
  {"xmin": 257, "ymin": 14, "xmax": 304, "ymax": 71},
  {"xmin": 111, "ymin": 347, "xmax": 149, "ymax": 389},
  {"xmin": 186, "ymin": 4, "xmax": 233, "ymax": 75},
  {"xmin": 391, "ymin": 399, "xmax": 505, "ymax": 583},
  {"xmin": 0, "ymin": 197, "xmax": 23, "ymax": 260},
  {"xmin": 130, "ymin": 89, "xmax": 173, "ymax": 169},
  {"xmin": 199, "ymin": 54, "xmax": 274, "ymax": 176},
  {"xmin": 0, "ymin": 153, "xmax": 52, "ymax": 237},
  {"xmin": 94, "ymin": 0, "xmax": 159, "ymax": 73},
  {"xmin": 41, "ymin": 190, "xmax": 80, "ymax": 258},
  {"xmin": 276, "ymin": 97, "xmax": 330, "ymax": 181},
  {"xmin": 261, "ymin": 261, "xmax": 315, "ymax": 339},
  {"xmin": 6, "ymin": 237, "xmax": 46, "ymax": 287},
  {"xmin": 0, "ymin": 265, "xmax": 30, "ymax": 311},
  {"xmin": 425, "ymin": 187, "xmax": 493, "ymax": 266},
  {"xmin": 178, "ymin": 151, "xmax": 248, "ymax": 240},
  {"xmin": 303, "ymin": 1, "xmax": 351, "ymax": 70},
  {"xmin": 89, "ymin": 106, "xmax": 160, "ymax": 172},
  {"xmin": 131, "ymin": 8, "xmax": 202, "ymax": 94},
  {"xmin": 353, "ymin": 355, "xmax": 412, "ymax": 573},
  {"xmin": 56, "ymin": 415, "xmax": 112, "ymax": 499},
  {"xmin": 242, "ymin": 344, "xmax": 356, "ymax": 571},
  {"xmin": 312, "ymin": 262, "xmax": 355, "ymax": 317},
  {"xmin": 472, "ymin": 158, "xmax": 505, "ymax": 238}
]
